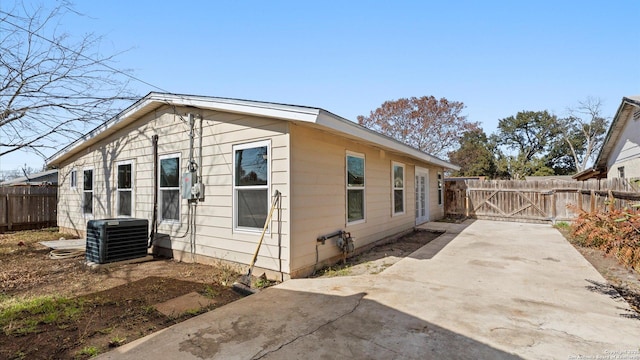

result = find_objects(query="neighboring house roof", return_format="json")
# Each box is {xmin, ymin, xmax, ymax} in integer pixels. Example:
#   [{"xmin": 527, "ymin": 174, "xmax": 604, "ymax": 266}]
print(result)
[
  {"xmin": 445, "ymin": 176, "xmax": 487, "ymax": 182},
  {"xmin": 524, "ymin": 175, "xmax": 575, "ymax": 182},
  {"xmin": 573, "ymin": 95, "xmax": 640, "ymax": 180},
  {"xmin": 0, "ymin": 169, "xmax": 58, "ymax": 186},
  {"xmin": 45, "ymin": 92, "xmax": 460, "ymax": 170}
]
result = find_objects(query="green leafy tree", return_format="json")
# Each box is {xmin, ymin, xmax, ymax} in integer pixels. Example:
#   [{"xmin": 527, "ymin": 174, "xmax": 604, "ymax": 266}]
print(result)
[
  {"xmin": 357, "ymin": 96, "xmax": 479, "ymax": 158},
  {"xmin": 448, "ymin": 128, "xmax": 497, "ymax": 178},
  {"xmin": 496, "ymin": 110, "xmax": 560, "ymax": 179}
]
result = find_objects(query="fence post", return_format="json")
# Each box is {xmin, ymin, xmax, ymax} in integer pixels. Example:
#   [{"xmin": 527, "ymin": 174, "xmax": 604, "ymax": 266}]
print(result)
[
  {"xmin": 608, "ymin": 190, "xmax": 614, "ymax": 212},
  {"xmin": 465, "ymin": 188, "xmax": 470, "ymax": 218},
  {"xmin": 6, "ymin": 194, "xmax": 11, "ymax": 231},
  {"xmin": 577, "ymin": 190, "xmax": 583, "ymax": 212},
  {"xmin": 551, "ymin": 190, "xmax": 556, "ymax": 223}
]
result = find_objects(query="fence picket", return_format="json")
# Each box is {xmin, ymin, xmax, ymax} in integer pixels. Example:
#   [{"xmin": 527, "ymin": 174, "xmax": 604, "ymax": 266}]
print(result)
[
  {"xmin": 0, "ymin": 186, "xmax": 57, "ymax": 232},
  {"xmin": 445, "ymin": 178, "xmax": 640, "ymax": 223}
]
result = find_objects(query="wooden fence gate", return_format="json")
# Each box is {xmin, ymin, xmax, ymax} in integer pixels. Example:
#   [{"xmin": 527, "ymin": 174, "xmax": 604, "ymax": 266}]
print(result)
[
  {"xmin": 445, "ymin": 178, "xmax": 640, "ymax": 223},
  {"xmin": 0, "ymin": 186, "xmax": 58, "ymax": 232}
]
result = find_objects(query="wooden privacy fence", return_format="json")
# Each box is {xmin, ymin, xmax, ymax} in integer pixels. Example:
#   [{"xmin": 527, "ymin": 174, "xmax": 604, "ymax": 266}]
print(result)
[
  {"xmin": 0, "ymin": 186, "xmax": 57, "ymax": 232},
  {"xmin": 445, "ymin": 178, "xmax": 640, "ymax": 223}
]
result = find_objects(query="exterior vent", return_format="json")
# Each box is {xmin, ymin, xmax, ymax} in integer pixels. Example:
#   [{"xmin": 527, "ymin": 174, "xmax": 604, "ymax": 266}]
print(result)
[
  {"xmin": 86, "ymin": 218, "xmax": 149, "ymax": 264},
  {"xmin": 633, "ymin": 108, "xmax": 640, "ymax": 121}
]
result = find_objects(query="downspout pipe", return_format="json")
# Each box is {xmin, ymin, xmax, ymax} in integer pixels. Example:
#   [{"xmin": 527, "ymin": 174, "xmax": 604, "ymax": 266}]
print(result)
[{"xmin": 149, "ymin": 134, "xmax": 159, "ymax": 248}]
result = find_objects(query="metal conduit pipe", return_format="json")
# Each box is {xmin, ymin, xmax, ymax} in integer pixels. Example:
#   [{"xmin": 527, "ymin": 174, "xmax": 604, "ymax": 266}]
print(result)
[{"xmin": 149, "ymin": 134, "xmax": 159, "ymax": 248}]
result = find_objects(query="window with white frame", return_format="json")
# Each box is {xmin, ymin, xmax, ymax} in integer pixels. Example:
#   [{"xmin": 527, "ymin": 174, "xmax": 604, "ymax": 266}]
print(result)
[
  {"xmin": 159, "ymin": 155, "xmax": 180, "ymax": 222},
  {"xmin": 437, "ymin": 172, "xmax": 443, "ymax": 206},
  {"xmin": 70, "ymin": 169, "xmax": 77, "ymax": 189},
  {"xmin": 392, "ymin": 162, "xmax": 405, "ymax": 214},
  {"xmin": 234, "ymin": 141, "xmax": 269, "ymax": 231},
  {"xmin": 347, "ymin": 152, "xmax": 365, "ymax": 223},
  {"xmin": 117, "ymin": 161, "xmax": 134, "ymax": 216},
  {"xmin": 83, "ymin": 169, "xmax": 93, "ymax": 215}
]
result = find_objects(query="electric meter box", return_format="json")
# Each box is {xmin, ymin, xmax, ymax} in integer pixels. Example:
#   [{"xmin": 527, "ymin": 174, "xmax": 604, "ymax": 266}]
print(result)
[
  {"xmin": 181, "ymin": 172, "xmax": 205, "ymax": 200},
  {"xmin": 182, "ymin": 172, "xmax": 193, "ymax": 199}
]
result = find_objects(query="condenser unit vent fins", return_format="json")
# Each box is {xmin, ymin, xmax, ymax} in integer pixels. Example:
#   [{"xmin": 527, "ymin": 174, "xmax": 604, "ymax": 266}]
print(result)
[{"xmin": 86, "ymin": 218, "xmax": 149, "ymax": 264}]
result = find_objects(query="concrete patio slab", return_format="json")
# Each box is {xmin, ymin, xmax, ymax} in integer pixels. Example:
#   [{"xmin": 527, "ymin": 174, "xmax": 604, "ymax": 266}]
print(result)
[
  {"xmin": 39, "ymin": 238, "xmax": 85, "ymax": 250},
  {"xmin": 154, "ymin": 292, "xmax": 218, "ymax": 317},
  {"xmin": 97, "ymin": 220, "xmax": 640, "ymax": 360}
]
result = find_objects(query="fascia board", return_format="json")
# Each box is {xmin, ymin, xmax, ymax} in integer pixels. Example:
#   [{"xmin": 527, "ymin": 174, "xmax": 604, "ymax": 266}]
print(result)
[
  {"xmin": 46, "ymin": 93, "xmax": 321, "ymax": 166},
  {"xmin": 315, "ymin": 110, "xmax": 461, "ymax": 171},
  {"xmin": 594, "ymin": 97, "xmax": 639, "ymax": 170},
  {"xmin": 155, "ymin": 94, "xmax": 320, "ymax": 123}
]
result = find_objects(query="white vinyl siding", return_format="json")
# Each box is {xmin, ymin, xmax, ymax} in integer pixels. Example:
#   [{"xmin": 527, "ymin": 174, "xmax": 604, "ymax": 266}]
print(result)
[
  {"xmin": 606, "ymin": 104, "xmax": 640, "ymax": 179},
  {"xmin": 55, "ymin": 108, "xmax": 291, "ymax": 274},
  {"xmin": 290, "ymin": 124, "xmax": 445, "ymax": 276},
  {"xmin": 392, "ymin": 162, "xmax": 405, "ymax": 215},
  {"xmin": 82, "ymin": 168, "xmax": 93, "ymax": 215},
  {"xmin": 159, "ymin": 154, "xmax": 180, "ymax": 222},
  {"xmin": 117, "ymin": 160, "xmax": 134, "ymax": 217},
  {"xmin": 346, "ymin": 152, "xmax": 365, "ymax": 224},
  {"xmin": 233, "ymin": 140, "xmax": 270, "ymax": 232}
]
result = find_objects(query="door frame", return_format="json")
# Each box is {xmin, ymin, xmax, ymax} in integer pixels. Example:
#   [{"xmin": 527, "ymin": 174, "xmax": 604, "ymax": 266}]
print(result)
[{"xmin": 415, "ymin": 167, "xmax": 430, "ymax": 225}]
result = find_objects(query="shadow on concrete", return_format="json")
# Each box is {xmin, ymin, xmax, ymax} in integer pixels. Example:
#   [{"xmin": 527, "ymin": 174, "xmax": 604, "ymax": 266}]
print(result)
[
  {"xmin": 409, "ymin": 219, "xmax": 476, "ymax": 261},
  {"xmin": 101, "ymin": 287, "xmax": 521, "ymax": 359},
  {"xmin": 585, "ymin": 279, "xmax": 640, "ymax": 320}
]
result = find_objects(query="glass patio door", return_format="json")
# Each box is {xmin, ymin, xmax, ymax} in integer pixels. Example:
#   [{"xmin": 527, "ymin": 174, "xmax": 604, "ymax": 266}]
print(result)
[{"xmin": 415, "ymin": 168, "xmax": 429, "ymax": 224}]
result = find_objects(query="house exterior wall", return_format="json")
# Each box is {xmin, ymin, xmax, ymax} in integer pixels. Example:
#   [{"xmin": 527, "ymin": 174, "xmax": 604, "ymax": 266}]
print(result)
[
  {"xmin": 606, "ymin": 105, "xmax": 640, "ymax": 179},
  {"xmin": 288, "ymin": 124, "xmax": 445, "ymax": 276},
  {"xmin": 56, "ymin": 104, "xmax": 448, "ymax": 279},
  {"xmin": 57, "ymin": 105, "xmax": 292, "ymax": 275}
]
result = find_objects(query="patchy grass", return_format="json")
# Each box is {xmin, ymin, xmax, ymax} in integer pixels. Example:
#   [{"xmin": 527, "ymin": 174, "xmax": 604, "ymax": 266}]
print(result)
[
  {"xmin": 316, "ymin": 265, "xmax": 353, "ymax": 277},
  {"xmin": 553, "ymin": 221, "xmax": 571, "ymax": 230},
  {"xmin": 77, "ymin": 346, "xmax": 99, "ymax": 358},
  {"xmin": 253, "ymin": 276, "xmax": 278, "ymax": 289},
  {"xmin": 201, "ymin": 285, "xmax": 220, "ymax": 299},
  {"xmin": 0, "ymin": 228, "xmax": 243, "ymax": 359},
  {"xmin": 0, "ymin": 295, "xmax": 85, "ymax": 336},
  {"xmin": 108, "ymin": 335, "xmax": 127, "ymax": 348}
]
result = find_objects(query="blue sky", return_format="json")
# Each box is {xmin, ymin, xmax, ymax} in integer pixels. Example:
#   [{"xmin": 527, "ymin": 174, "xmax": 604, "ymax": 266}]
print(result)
[{"xmin": 1, "ymin": 0, "xmax": 639, "ymax": 171}]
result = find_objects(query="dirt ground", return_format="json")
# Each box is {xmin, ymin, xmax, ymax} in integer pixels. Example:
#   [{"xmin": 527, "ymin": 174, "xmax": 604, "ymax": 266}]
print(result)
[
  {"xmin": 0, "ymin": 227, "xmax": 443, "ymax": 359},
  {"xmin": 0, "ymin": 229, "xmax": 242, "ymax": 360},
  {"xmin": 313, "ymin": 229, "xmax": 443, "ymax": 277}
]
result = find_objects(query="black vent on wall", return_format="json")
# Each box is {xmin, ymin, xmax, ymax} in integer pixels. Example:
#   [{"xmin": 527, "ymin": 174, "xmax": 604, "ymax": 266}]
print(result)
[{"xmin": 86, "ymin": 218, "xmax": 149, "ymax": 264}]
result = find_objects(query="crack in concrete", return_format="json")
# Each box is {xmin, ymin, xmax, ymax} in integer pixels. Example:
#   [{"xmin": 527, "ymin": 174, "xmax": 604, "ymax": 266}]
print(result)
[
  {"xmin": 251, "ymin": 293, "xmax": 366, "ymax": 359},
  {"xmin": 346, "ymin": 331, "xmax": 422, "ymax": 360},
  {"xmin": 539, "ymin": 326, "xmax": 590, "ymax": 345}
]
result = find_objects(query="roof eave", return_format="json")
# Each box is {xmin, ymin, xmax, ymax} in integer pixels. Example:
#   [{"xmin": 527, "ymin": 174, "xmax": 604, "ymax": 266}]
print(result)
[
  {"xmin": 593, "ymin": 96, "xmax": 640, "ymax": 170},
  {"xmin": 572, "ymin": 168, "xmax": 606, "ymax": 181},
  {"xmin": 46, "ymin": 92, "xmax": 460, "ymax": 171},
  {"xmin": 46, "ymin": 92, "xmax": 321, "ymax": 167},
  {"xmin": 315, "ymin": 110, "xmax": 461, "ymax": 171}
]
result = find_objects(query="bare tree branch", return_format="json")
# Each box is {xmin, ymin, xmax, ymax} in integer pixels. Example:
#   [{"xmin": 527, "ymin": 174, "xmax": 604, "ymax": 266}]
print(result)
[
  {"xmin": 558, "ymin": 97, "xmax": 610, "ymax": 172},
  {"xmin": 0, "ymin": 0, "xmax": 138, "ymax": 160}
]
